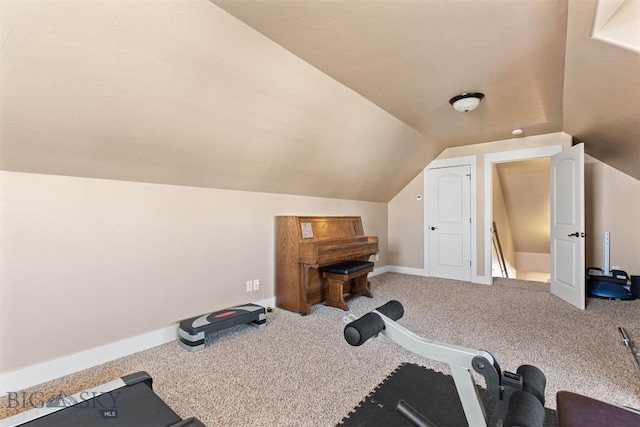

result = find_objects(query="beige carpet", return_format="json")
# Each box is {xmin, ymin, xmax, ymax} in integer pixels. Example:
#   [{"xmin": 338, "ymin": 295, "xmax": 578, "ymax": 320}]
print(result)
[{"xmin": 2, "ymin": 273, "xmax": 639, "ymax": 426}]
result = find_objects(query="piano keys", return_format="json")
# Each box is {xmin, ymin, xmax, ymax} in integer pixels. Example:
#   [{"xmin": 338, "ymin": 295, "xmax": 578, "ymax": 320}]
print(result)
[{"xmin": 276, "ymin": 216, "xmax": 379, "ymax": 315}]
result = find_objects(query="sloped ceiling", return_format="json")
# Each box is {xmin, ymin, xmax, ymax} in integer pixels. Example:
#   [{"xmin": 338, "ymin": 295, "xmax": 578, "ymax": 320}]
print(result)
[
  {"xmin": 563, "ymin": 0, "xmax": 640, "ymax": 179},
  {"xmin": 212, "ymin": 0, "xmax": 640, "ymax": 179},
  {"xmin": 1, "ymin": 0, "xmax": 638, "ymax": 204},
  {"xmin": 212, "ymin": 0, "xmax": 568, "ymax": 147},
  {"xmin": 0, "ymin": 0, "xmax": 440, "ymax": 203}
]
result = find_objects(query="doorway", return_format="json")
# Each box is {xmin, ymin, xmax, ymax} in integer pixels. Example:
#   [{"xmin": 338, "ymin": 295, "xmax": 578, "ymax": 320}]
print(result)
[
  {"xmin": 484, "ymin": 143, "xmax": 586, "ymax": 310},
  {"xmin": 484, "ymin": 145, "xmax": 563, "ymax": 284},
  {"xmin": 426, "ymin": 143, "xmax": 584, "ymax": 309},
  {"xmin": 490, "ymin": 158, "xmax": 551, "ymax": 283}
]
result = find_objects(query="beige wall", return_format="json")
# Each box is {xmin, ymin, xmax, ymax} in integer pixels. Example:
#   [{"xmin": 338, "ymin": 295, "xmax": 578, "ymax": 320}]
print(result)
[
  {"xmin": 515, "ymin": 252, "xmax": 550, "ymax": 277},
  {"xmin": 585, "ymin": 155, "xmax": 640, "ymax": 273},
  {"xmin": 388, "ymin": 172, "xmax": 424, "ymax": 268},
  {"xmin": 0, "ymin": 171, "xmax": 387, "ymax": 373}
]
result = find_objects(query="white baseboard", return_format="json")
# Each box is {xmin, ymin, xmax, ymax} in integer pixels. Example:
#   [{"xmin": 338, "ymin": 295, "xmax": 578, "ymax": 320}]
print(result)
[
  {"xmin": 329, "ymin": 264, "xmax": 427, "ymax": 277},
  {"xmin": 0, "ymin": 324, "xmax": 178, "ymax": 394},
  {"xmin": 0, "ymin": 297, "xmax": 278, "ymax": 394},
  {"xmin": 384, "ymin": 265, "xmax": 428, "ymax": 276},
  {"xmin": 371, "ymin": 265, "xmax": 393, "ymax": 276},
  {"xmin": 376, "ymin": 265, "xmax": 491, "ymax": 285},
  {"xmin": 473, "ymin": 275, "xmax": 491, "ymax": 285}
]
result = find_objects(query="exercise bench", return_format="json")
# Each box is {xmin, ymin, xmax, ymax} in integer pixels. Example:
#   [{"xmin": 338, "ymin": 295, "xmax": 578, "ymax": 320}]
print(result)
[
  {"xmin": 320, "ymin": 260, "xmax": 374, "ymax": 311},
  {"xmin": 343, "ymin": 300, "xmax": 550, "ymax": 427}
]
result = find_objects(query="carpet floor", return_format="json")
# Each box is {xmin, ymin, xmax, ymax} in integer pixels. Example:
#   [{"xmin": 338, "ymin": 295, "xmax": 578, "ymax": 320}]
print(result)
[{"xmin": 1, "ymin": 273, "xmax": 639, "ymax": 426}]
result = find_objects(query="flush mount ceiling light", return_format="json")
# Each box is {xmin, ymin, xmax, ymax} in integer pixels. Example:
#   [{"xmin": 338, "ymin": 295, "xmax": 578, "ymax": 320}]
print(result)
[{"xmin": 449, "ymin": 92, "xmax": 485, "ymax": 112}]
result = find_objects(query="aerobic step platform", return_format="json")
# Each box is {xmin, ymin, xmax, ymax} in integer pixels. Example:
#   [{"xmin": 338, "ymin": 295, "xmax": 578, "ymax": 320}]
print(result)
[{"xmin": 178, "ymin": 304, "xmax": 266, "ymax": 352}]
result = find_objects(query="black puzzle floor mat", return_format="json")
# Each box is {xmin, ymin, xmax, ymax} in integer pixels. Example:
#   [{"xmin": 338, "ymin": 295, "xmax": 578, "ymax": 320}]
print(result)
[{"xmin": 339, "ymin": 363, "xmax": 557, "ymax": 427}]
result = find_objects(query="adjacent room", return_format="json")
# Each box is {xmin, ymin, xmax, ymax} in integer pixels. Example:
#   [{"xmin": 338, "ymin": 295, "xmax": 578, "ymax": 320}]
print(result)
[{"xmin": 1, "ymin": 0, "xmax": 639, "ymax": 425}]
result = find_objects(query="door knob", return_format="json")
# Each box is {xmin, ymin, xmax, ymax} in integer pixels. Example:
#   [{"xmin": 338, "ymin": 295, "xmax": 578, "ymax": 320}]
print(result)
[
  {"xmin": 568, "ymin": 232, "xmax": 579, "ymax": 237},
  {"xmin": 430, "ymin": 227, "xmax": 438, "ymax": 231}
]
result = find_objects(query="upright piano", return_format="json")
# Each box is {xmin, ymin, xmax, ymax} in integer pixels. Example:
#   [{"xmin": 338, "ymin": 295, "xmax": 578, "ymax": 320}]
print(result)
[{"xmin": 276, "ymin": 216, "xmax": 379, "ymax": 315}]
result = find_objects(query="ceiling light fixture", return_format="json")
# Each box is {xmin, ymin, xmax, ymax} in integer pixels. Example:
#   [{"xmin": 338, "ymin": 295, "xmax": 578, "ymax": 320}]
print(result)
[{"xmin": 449, "ymin": 92, "xmax": 485, "ymax": 112}]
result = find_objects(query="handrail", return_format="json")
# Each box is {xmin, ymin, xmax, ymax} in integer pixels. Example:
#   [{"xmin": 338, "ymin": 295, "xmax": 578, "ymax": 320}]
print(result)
[{"xmin": 492, "ymin": 221, "xmax": 508, "ymax": 278}]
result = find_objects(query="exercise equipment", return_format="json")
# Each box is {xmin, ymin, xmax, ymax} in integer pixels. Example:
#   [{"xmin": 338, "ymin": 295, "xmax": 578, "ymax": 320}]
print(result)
[
  {"xmin": 343, "ymin": 300, "xmax": 548, "ymax": 427},
  {"xmin": 586, "ymin": 232, "xmax": 635, "ymax": 300},
  {"xmin": 632, "ymin": 275, "xmax": 640, "ymax": 298},
  {"xmin": 340, "ymin": 363, "xmax": 551, "ymax": 427},
  {"xmin": 587, "ymin": 267, "xmax": 634, "ymax": 300},
  {"xmin": 178, "ymin": 303, "xmax": 266, "ymax": 351},
  {"xmin": 556, "ymin": 390, "xmax": 640, "ymax": 427},
  {"xmin": 618, "ymin": 327, "xmax": 640, "ymax": 376},
  {"xmin": 0, "ymin": 371, "xmax": 203, "ymax": 427}
]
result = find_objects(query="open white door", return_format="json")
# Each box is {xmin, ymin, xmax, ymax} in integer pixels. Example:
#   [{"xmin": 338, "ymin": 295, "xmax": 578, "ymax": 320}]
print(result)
[
  {"xmin": 550, "ymin": 143, "xmax": 585, "ymax": 309},
  {"xmin": 428, "ymin": 165, "xmax": 471, "ymax": 281}
]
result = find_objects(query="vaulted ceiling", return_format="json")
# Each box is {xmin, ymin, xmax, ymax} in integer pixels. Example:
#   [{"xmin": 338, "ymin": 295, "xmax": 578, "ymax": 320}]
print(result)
[
  {"xmin": 1, "ymin": 0, "xmax": 638, "ymax": 203},
  {"xmin": 212, "ymin": 0, "xmax": 639, "ymax": 179},
  {"xmin": 213, "ymin": 0, "xmax": 569, "ymax": 148}
]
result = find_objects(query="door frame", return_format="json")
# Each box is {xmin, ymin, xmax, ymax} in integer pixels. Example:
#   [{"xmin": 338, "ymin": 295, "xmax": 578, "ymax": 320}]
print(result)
[
  {"xmin": 425, "ymin": 156, "xmax": 477, "ymax": 282},
  {"xmin": 483, "ymin": 145, "xmax": 563, "ymax": 284}
]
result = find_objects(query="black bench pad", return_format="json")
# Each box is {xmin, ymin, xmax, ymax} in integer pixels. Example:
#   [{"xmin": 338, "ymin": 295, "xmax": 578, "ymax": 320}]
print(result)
[
  {"xmin": 320, "ymin": 260, "xmax": 374, "ymax": 275},
  {"xmin": 557, "ymin": 391, "xmax": 640, "ymax": 426}
]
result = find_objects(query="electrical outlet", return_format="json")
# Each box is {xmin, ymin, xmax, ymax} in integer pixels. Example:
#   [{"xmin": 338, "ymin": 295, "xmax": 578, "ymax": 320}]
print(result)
[
  {"xmin": 246, "ymin": 280, "xmax": 253, "ymax": 292},
  {"xmin": 253, "ymin": 279, "xmax": 260, "ymax": 290}
]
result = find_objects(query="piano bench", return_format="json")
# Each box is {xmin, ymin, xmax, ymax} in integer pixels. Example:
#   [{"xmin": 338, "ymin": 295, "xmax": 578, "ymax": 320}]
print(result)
[{"xmin": 320, "ymin": 261, "xmax": 375, "ymax": 311}]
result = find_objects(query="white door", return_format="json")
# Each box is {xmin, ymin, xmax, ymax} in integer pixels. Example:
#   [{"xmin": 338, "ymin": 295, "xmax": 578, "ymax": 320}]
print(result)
[
  {"xmin": 428, "ymin": 166, "xmax": 471, "ymax": 281},
  {"xmin": 550, "ymin": 143, "xmax": 585, "ymax": 310}
]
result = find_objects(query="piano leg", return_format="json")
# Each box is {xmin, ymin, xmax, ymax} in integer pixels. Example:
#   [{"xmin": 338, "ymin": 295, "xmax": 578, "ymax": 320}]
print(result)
[{"xmin": 300, "ymin": 264, "xmax": 316, "ymax": 315}]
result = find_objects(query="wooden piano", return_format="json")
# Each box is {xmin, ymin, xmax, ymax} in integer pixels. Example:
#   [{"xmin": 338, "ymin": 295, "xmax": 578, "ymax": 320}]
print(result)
[{"xmin": 276, "ymin": 216, "xmax": 379, "ymax": 315}]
